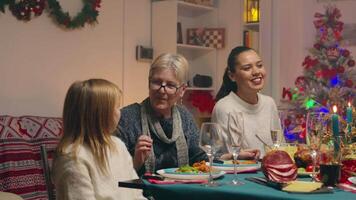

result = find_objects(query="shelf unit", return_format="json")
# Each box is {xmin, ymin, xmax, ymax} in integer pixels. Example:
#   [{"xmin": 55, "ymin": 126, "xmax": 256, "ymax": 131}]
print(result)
[
  {"xmin": 242, "ymin": 0, "xmax": 260, "ymax": 52},
  {"xmin": 152, "ymin": 0, "xmax": 218, "ymax": 120},
  {"xmin": 152, "ymin": 0, "xmax": 218, "ymax": 91}
]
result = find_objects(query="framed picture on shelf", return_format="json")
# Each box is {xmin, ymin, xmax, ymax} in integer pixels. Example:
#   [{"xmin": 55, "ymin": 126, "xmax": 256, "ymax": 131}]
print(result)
[
  {"xmin": 187, "ymin": 28, "xmax": 205, "ymax": 46},
  {"xmin": 203, "ymin": 28, "xmax": 225, "ymax": 49},
  {"xmin": 187, "ymin": 28, "xmax": 225, "ymax": 48},
  {"xmin": 177, "ymin": 22, "xmax": 183, "ymax": 44}
]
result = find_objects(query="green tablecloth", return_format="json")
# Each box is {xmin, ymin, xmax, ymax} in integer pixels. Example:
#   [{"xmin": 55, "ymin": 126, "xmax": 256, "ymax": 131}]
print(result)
[{"xmin": 144, "ymin": 172, "xmax": 355, "ymax": 200}]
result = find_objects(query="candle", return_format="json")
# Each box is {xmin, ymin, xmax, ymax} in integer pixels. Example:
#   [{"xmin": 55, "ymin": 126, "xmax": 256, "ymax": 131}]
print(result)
[
  {"xmin": 332, "ymin": 105, "xmax": 340, "ymax": 158},
  {"xmin": 332, "ymin": 105, "xmax": 339, "ymax": 137},
  {"xmin": 346, "ymin": 102, "xmax": 352, "ymax": 124}
]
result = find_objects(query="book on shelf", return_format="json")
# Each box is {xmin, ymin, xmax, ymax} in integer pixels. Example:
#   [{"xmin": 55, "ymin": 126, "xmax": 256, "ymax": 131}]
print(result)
[{"xmin": 243, "ymin": 30, "xmax": 259, "ymax": 52}]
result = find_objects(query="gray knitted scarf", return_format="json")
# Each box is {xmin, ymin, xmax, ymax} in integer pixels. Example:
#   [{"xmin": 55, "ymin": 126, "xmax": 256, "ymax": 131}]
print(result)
[{"xmin": 140, "ymin": 98, "xmax": 189, "ymax": 173}]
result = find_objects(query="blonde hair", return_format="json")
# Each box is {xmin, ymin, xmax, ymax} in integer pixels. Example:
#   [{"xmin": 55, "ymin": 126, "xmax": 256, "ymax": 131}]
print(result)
[
  {"xmin": 57, "ymin": 79, "xmax": 122, "ymax": 175},
  {"xmin": 149, "ymin": 53, "xmax": 189, "ymax": 84}
]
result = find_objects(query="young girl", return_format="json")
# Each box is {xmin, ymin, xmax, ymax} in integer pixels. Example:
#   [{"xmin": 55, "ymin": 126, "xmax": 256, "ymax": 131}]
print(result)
[
  {"xmin": 212, "ymin": 46, "xmax": 281, "ymax": 156},
  {"xmin": 53, "ymin": 79, "xmax": 145, "ymax": 200}
]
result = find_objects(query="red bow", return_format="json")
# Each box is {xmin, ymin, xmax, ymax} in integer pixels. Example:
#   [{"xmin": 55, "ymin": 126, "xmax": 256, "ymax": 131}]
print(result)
[{"xmin": 302, "ymin": 56, "xmax": 319, "ymax": 69}]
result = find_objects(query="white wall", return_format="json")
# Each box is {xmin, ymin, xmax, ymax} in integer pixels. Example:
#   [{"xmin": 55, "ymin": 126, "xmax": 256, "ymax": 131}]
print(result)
[
  {"xmin": 1, "ymin": 0, "xmax": 355, "ymax": 116},
  {"xmin": 0, "ymin": 0, "xmax": 151, "ymax": 117}
]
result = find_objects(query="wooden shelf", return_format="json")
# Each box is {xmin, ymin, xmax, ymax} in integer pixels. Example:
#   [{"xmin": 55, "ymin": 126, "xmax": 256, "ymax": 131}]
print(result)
[
  {"xmin": 177, "ymin": 43, "xmax": 215, "ymax": 51},
  {"xmin": 178, "ymin": 1, "xmax": 215, "ymax": 17},
  {"xmin": 244, "ymin": 22, "xmax": 259, "ymax": 31}
]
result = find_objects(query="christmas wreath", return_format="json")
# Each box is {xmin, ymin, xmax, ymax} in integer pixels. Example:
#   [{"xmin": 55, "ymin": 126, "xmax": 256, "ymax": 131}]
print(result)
[{"xmin": 47, "ymin": 0, "xmax": 101, "ymax": 29}]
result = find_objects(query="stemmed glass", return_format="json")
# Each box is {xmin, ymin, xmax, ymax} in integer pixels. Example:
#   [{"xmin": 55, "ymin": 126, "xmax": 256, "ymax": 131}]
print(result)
[
  {"xmin": 200, "ymin": 122, "xmax": 224, "ymax": 187},
  {"xmin": 225, "ymin": 112, "xmax": 245, "ymax": 186},
  {"xmin": 306, "ymin": 112, "xmax": 326, "ymax": 181},
  {"xmin": 270, "ymin": 129, "xmax": 283, "ymax": 149}
]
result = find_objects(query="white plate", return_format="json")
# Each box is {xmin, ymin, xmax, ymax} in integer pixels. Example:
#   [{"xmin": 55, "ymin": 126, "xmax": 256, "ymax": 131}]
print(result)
[
  {"xmin": 156, "ymin": 168, "xmax": 225, "ymax": 180},
  {"xmin": 348, "ymin": 176, "xmax": 356, "ymax": 185},
  {"xmin": 208, "ymin": 161, "xmax": 260, "ymax": 172}
]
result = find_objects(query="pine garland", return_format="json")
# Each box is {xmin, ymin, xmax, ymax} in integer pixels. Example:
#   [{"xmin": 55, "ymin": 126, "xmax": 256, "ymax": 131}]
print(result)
[
  {"xmin": 0, "ymin": 0, "xmax": 12, "ymax": 13},
  {"xmin": 0, "ymin": 0, "xmax": 101, "ymax": 29}
]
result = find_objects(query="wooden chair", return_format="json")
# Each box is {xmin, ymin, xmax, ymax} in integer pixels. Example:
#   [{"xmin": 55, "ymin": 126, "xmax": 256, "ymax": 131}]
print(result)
[{"xmin": 40, "ymin": 145, "xmax": 55, "ymax": 200}]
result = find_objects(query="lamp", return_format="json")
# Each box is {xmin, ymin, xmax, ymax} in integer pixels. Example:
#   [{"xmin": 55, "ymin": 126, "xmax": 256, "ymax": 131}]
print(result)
[{"xmin": 245, "ymin": 0, "xmax": 260, "ymax": 23}]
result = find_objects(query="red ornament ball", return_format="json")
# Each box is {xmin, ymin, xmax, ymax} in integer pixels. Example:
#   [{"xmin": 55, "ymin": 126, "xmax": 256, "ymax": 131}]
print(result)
[
  {"xmin": 313, "ymin": 43, "xmax": 321, "ymax": 50},
  {"xmin": 284, "ymin": 119, "xmax": 291, "ymax": 127},
  {"xmin": 348, "ymin": 59, "xmax": 355, "ymax": 67},
  {"xmin": 342, "ymin": 50, "xmax": 350, "ymax": 57},
  {"xmin": 345, "ymin": 79, "xmax": 353, "ymax": 88},
  {"xmin": 336, "ymin": 66, "xmax": 345, "ymax": 73}
]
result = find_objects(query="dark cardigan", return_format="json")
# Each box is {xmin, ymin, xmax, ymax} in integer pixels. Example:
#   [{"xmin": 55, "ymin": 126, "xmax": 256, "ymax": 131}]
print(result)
[{"xmin": 115, "ymin": 103, "xmax": 208, "ymax": 175}]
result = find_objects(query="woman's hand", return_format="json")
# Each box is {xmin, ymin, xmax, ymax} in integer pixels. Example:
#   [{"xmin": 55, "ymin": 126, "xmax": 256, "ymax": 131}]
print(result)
[
  {"xmin": 238, "ymin": 149, "xmax": 260, "ymax": 160},
  {"xmin": 133, "ymin": 135, "xmax": 153, "ymax": 171}
]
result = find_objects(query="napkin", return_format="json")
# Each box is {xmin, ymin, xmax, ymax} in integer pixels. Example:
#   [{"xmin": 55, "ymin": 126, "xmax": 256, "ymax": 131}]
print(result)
[
  {"xmin": 338, "ymin": 183, "xmax": 356, "ymax": 193},
  {"xmin": 282, "ymin": 181, "xmax": 323, "ymax": 193},
  {"xmin": 147, "ymin": 178, "xmax": 208, "ymax": 184}
]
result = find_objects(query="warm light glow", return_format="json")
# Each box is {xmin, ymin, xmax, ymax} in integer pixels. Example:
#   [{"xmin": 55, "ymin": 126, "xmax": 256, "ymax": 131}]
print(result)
[
  {"xmin": 348, "ymin": 102, "xmax": 351, "ymax": 107},
  {"xmin": 245, "ymin": 0, "xmax": 260, "ymax": 23},
  {"xmin": 333, "ymin": 105, "xmax": 337, "ymax": 113},
  {"xmin": 251, "ymin": 7, "xmax": 259, "ymax": 22}
]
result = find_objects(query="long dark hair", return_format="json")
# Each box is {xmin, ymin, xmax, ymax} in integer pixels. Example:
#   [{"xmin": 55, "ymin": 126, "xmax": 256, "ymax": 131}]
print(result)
[{"xmin": 215, "ymin": 46, "xmax": 254, "ymax": 102}]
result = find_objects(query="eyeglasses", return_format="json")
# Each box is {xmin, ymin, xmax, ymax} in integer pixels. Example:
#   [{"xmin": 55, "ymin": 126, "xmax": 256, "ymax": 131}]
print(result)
[{"xmin": 149, "ymin": 80, "xmax": 182, "ymax": 95}]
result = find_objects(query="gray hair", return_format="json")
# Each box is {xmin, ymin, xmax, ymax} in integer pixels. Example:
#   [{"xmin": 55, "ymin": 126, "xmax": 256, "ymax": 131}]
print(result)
[{"xmin": 149, "ymin": 53, "xmax": 189, "ymax": 84}]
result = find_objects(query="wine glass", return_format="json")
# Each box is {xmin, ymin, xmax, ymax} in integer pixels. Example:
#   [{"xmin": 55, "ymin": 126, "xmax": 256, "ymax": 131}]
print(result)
[
  {"xmin": 225, "ymin": 112, "xmax": 245, "ymax": 186},
  {"xmin": 306, "ymin": 112, "xmax": 327, "ymax": 181},
  {"xmin": 200, "ymin": 122, "xmax": 224, "ymax": 187},
  {"xmin": 270, "ymin": 129, "xmax": 283, "ymax": 149}
]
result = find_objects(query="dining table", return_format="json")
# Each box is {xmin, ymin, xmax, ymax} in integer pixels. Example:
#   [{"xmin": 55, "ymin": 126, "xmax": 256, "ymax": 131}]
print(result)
[{"xmin": 119, "ymin": 172, "xmax": 355, "ymax": 200}]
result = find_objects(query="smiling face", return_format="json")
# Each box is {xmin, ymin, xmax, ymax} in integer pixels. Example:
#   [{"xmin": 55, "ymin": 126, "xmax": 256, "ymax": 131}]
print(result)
[
  {"xmin": 229, "ymin": 50, "xmax": 266, "ymax": 96},
  {"xmin": 149, "ymin": 68, "xmax": 185, "ymax": 117}
]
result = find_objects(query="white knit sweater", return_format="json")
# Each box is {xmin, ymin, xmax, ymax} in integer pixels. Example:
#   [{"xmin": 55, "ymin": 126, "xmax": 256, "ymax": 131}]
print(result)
[
  {"xmin": 212, "ymin": 92, "xmax": 281, "ymax": 155},
  {"xmin": 53, "ymin": 136, "xmax": 146, "ymax": 200}
]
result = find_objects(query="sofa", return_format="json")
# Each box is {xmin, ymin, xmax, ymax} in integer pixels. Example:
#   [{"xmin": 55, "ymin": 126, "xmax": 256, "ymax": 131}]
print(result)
[{"xmin": 0, "ymin": 115, "xmax": 63, "ymax": 200}]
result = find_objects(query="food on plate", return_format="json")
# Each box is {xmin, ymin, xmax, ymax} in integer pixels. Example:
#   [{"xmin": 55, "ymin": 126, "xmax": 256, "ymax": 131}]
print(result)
[
  {"xmin": 305, "ymin": 165, "xmax": 314, "ymax": 172},
  {"xmin": 176, "ymin": 165, "xmax": 199, "ymax": 173},
  {"xmin": 232, "ymin": 160, "xmax": 258, "ymax": 165},
  {"xmin": 192, "ymin": 160, "xmax": 210, "ymax": 172},
  {"xmin": 297, "ymin": 167, "xmax": 306, "ymax": 173},
  {"xmin": 293, "ymin": 145, "xmax": 312, "ymax": 168},
  {"xmin": 176, "ymin": 161, "xmax": 210, "ymax": 173},
  {"xmin": 262, "ymin": 150, "xmax": 297, "ymax": 183}
]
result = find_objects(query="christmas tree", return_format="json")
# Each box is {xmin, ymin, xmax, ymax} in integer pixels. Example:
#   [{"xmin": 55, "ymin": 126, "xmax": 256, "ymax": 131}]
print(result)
[{"xmin": 281, "ymin": 5, "xmax": 355, "ymax": 143}]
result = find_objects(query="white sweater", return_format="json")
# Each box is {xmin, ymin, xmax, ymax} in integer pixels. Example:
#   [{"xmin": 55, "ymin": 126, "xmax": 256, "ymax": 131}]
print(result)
[
  {"xmin": 212, "ymin": 92, "xmax": 281, "ymax": 155},
  {"xmin": 53, "ymin": 136, "xmax": 145, "ymax": 200}
]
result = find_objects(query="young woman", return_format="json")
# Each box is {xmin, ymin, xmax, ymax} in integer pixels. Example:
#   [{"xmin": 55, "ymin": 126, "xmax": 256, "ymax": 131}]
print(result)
[
  {"xmin": 212, "ymin": 46, "xmax": 281, "ymax": 156},
  {"xmin": 53, "ymin": 79, "xmax": 145, "ymax": 200}
]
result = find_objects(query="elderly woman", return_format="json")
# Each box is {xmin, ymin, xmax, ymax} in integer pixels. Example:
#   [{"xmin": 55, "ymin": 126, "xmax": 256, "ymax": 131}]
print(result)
[{"xmin": 116, "ymin": 53, "xmax": 207, "ymax": 175}]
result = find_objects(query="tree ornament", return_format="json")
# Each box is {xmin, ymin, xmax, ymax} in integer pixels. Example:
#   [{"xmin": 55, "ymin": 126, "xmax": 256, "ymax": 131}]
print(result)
[
  {"xmin": 313, "ymin": 43, "xmax": 321, "ymax": 50},
  {"xmin": 348, "ymin": 59, "xmax": 355, "ymax": 67},
  {"xmin": 336, "ymin": 66, "xmax": 345, "ymax": 74},
  {"xmin": 345, "ymin": 79, "xmax": 353, "ymax": 88},
  {"xmin": 47, "ymin": 0, "xmax": 101, "ymax": 29},
  {"xmin": 342, "ymin": 49, "xmax": 350, "ymax": 57},
  {"xmin": 326, "ymin": 46, "xmax": 339, "ymax": 61}
]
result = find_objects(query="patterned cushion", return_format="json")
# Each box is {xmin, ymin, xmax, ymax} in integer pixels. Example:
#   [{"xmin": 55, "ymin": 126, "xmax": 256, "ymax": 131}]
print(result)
[{"xmin": 0, "ymin": 116, "xmax": 63, "ymax": 200}]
